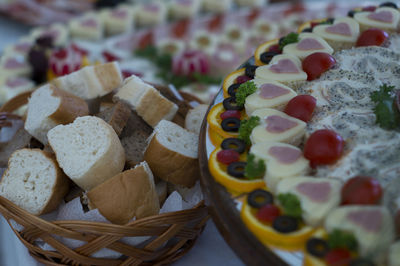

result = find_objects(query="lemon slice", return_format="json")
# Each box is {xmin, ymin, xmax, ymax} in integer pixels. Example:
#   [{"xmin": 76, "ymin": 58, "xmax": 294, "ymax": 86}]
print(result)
[
  {"xmin": 222, "ymin": 68, "xmax": 246, "ymax": 98},
  {"xmin": 254, "ymin": 38, "xmax": 279, "ymax": 66},
  {"xmin": 208, "ymin": 148, "xmax": 265, "ymax": 193}
]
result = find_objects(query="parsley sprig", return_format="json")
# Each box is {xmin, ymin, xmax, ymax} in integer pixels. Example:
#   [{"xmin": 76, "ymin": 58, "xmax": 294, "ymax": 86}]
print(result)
[
  {"xmin": 238, "ymin": 116, "xmax": 260, "ymax": 145},
  {"xmin": 277, "ymin": 193, "xmax": 302, "ymax": 219},
  {"xmin": 279, "ymin": 32, "xmax": 299, "ymax": 50},
  {"xmin": 236, "ymin": 81, "xmax": 258, "ymax": 107},
  {"xmin": 370, "ymin": 84, "xmax": 400, "ymax": 130},
  {"xmin": 327, "ymin": 229, "xmax": 358, "ymax": 251},
  {"xmin": 244, "ymin": 153, "xmax": 266, "ymax": 179}
]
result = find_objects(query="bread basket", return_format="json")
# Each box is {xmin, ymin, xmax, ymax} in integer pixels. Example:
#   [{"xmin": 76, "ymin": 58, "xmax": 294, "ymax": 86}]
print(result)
[{"xmin": 0, "ymin": 91, "xmax": 209, "ymax": 266}]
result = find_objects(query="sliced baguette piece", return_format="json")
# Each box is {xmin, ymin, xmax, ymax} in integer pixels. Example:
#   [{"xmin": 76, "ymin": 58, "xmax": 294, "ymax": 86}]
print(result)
[
  {"xmin": 96, "ymin": 101, "xmax": 131, "ymax": 136},
  {"xmin": 51, "ymin": 62, "xmax": 122, "ymax": 100},
  {"xmin": 113, "ymin": 75, "xmax": 178, "ymax": 128},
  {"xmin": 184, "ymin": 104, "xmax": 208, "ymax": 134},
  {"xmin": 0, "ymin": 149, "xmax": 70, "ymax": 215},
  {"xmin": 25, "ymin": 84, "xmax": 89, "ymax": 145},
  {"xmin": 87, "ymin": 161, "xmax": 160, "ymax": 224},
  {"xmin": 48, "ymin": 116, "xmax": 125, "ymax": 190},
  {"xmin": 144, "ymin": 120, "xmax": 199, "ymax": 188}
]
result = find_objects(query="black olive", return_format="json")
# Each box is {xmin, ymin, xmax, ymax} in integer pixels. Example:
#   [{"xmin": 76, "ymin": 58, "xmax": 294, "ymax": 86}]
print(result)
[
  {"xmin": 325, "ymin": 18, "xmax": 334, "ymax": 24},
  {"xmin": 349, "ymin": 258, "xmax": 376, "ymax": 266},
  {"xmin": 348, "ymin": 10, "xmax": 357, "ymax": 18},
  {"xmin": 272, "ymin": 216, "xmax": 299, "ymax": 233},
  {"xmin": 247, "ymin": 189, "xmax": 274, "ymax": 208},
  {"xmin": 95, "ymin": 0, "xmax": 127, "ymax": 8},
  {"xmin": 223, "ymin": 97, "xmax": 243, "ymax": 111},
  {"xmin": 221, "ymin": 117, "xmax": 240, "ymax": 132},
  {"xmin": 221, "ymin": 138, "xmax": 246, "ymax": 153},
  {"xmin": 380, "ymin": 2, "xmax": 397, "ymax": 8},
  {"xmin": 301, "ymin": 28, "xmax": 313, "ymax": 33},
  {"xmin": 245, "ymin": 65, "xmax": 258, "ymax": 79},
  {"xmin": 260, "ymin": 51, "xmax": 280, "ymax": 64},
  {"xmin": 306, "ymin": 238, "xmax": 330, "ymax": 258},
  {"xmin": 227, "ymin": 83, "xmax": 241, "ymax": 97},
  {"xmin": 227, "ymin": 162, "xmax": 246, "ymax": 178}
]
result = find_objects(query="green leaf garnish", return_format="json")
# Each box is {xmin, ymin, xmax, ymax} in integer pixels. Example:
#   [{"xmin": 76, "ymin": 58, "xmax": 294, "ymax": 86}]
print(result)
[
  {"xmin": 134, "ymin": 46, "xmax": 158, "ymax": 59},
  {"xmin": 370, "ymin": 84, "xmax": 400, "ymax": 130},
  {"xmin": 238, "ymin": 116, "xmax": 260, "ymax": 145},
  {"xmin": 236, "ymin": 81, "xmax": 258, "ymax": 107},
  {"xmin": 277, "ymin": 193, "xmax": 302, "ymax": 219},
  {"xmin": 327, "ymin": 229, "xmax": 358, "ymax": 252},
  {"xmin": 279, "ymin": 32, "xmax": 299, "ymax": 50},
  {"xmin": 245, "ymin": 153, "xmax": 266, "ymax": 179}
]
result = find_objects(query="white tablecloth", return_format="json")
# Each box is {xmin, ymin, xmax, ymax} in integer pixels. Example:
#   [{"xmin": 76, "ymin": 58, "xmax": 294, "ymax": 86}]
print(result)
[{"xmin": 0, "ymin": 16, "xmax": 244, "ymax": 266}]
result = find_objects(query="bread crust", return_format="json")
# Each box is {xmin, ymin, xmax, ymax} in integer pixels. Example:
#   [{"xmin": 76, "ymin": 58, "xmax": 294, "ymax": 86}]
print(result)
[
  {"xmin": 144, "ymin": 136, "xmax": 199, "ymax": 188},
  {"xmin": 48, "ymin": 85, "xmax": 89, "ymax": 124},
  {"xmin": 93, "ymin": 62, "xmax": 123, "ymax": 95},
  {"xmin": 97, "ymin": 101, "xmax": 131, "ymax": 136},
  {"xmin": 87, "ymin": 163, "xmax": 160, "ymax": 224}
]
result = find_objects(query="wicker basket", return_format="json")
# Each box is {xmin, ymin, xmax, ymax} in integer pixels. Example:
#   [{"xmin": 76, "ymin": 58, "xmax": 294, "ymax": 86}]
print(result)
[{"xmin": 0, "ymin": 90, "xmax": 210, "ymax": 266}]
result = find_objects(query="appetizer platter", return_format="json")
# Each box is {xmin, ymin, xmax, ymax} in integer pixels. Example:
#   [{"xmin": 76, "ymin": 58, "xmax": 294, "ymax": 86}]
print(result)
[{"xmin": 200, "ymin": 1, "xmax": 400, "ymax": 265}]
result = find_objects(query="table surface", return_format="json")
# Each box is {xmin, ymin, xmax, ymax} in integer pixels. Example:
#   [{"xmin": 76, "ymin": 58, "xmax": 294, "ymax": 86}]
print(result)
[{"xmin": 0, "ymin": 15, "xmax": 246, "ymax": 266}]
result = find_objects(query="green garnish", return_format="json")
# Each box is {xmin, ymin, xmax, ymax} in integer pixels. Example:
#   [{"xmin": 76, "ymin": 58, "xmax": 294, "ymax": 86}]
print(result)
[
  {"xmin": 279, "ymin": 32, "xmax": 299, "ymax": 50},
  {"xmin": 236, "ymin": 81, "xmax": 258, "ymax": 107},
  {"xmin": 327, "ymin": 229, "xmax": 358, "ymax": 252},
  {"xmin": 238, "ymin": 116, "xmax": 260, "ymax": 145},
  {"xmin": 370, "ymin": 84, "xmax": 400, "ymax": 130},
  {"xmin": 245, "ymin": 153, "xmax": 266, "ymax": 179},
  {"xmin": 277, "ymin": 193, "xmax": 302, "ymax": 219}
]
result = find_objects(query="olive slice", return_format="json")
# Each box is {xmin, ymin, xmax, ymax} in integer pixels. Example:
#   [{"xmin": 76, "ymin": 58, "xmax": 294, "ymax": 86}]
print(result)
[
  {"xmin": 223, "ymin": 97, "xmax": 243, "ymax": 111},
  {"xmin": 245, "ymin": 65, "xmax": 258, "ymax": 79},
  {"xmin": 349, "ymin": 258, "xmax": 376, "ymax": 266},
  {"xmin": 260, "ymin": 51, "xmax": 279, "ymax": 64},
  {"xmin": 325, "ymin": 18, "xmax": 334, "ymax": 24},
  {"xmin": 227, "ymin": 83, "xmax": 241, "ymax": 97},
  {"xmin": 306, "ymin": 238, "xmax": 329, "ymax": 258},
  {"xmin": 247, "ymin": 189, "xmax": 274, "ymax": 208},
  {"xmin": 221, "ymin": 138, "xmax": 246, "ymax": 153},
  {"xmin": 227, "ymin": 162, "xmax": 246, "ymax": 178},
  {"xmin": 347, "ymin": 10, "xmax": 357, "ymax": 17},
  {"xmin": 301, "ymin": 28, "xmax": 313, "ymax": 33},
  {"xmin": 221, "ymin": 117, "xmax": 240, "ymax": 132},
  {"xmin": 380, "ymin": 2, "xmax": 397, "ymax": 8},
  {"xmin": 272, "ymin": 215, "xmax": 299, "ymax": 233}
]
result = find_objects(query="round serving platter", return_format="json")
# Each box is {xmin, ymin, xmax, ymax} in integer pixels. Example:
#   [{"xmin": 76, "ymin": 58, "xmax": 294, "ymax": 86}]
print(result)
[{"xmin": 199, "ymin": 58, "xmax": 302, "ymax": 265}]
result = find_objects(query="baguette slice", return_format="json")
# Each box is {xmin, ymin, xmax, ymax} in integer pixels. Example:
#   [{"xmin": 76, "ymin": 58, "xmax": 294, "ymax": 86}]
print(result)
[
  {"xmin": 184, "ymin": 104, "xmax": 208, "ymax": 134},
  {"xmin": 144, "ymin": 120, "xmax": 199, "ymax": 188},
  {"xmin": 87, "ymin": 161, "xmax": 160, "ymax": 225},
  {"xmin": 96, "ymin": 101, "xmax": 131, "ymax": 136},
  {"xmin": 0, "ymin": 149, "xmax": 69, "ymax": 215},
  {"xmin": 114, "ymin": 75, "xmax": 178, "ymax": 128},
  {"xmin": 25, "ymin": 84, "xmax": 89, "ymax": 145},
  {"xmin": 52, "ymin": 62, "xmax": 122, "ymax": 100},
  {"xmin": 48, "ymin": 116, "xmax": 125, "ymax": 190}
]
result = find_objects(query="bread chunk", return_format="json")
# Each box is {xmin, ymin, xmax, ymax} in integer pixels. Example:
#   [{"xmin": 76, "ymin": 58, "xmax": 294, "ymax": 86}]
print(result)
[
  {"xmin": 184, "ymin": 104, "xmax": 208, "ymax": 134},
  {"xmin": 0, "ymin": 149, "xmax": 69, "ymax": 215},
  {"xmin": 48, "ymin": 116, "xmax": 125, "ymax": 190},
  {"xmin": 96, "ymin": 101, "xmax": 131, "ymax": 136},
  {"xmin": 144, "ymin": 120, "xmax": 199, "ymax": 188},
  {"xmin": 25, "ymin": 84, "xmax": 89, "ymax": 145},
  {"xmin": 114, "ymin": 75, "xmax": 178, "ymax": 128},
  {"xmin": 87, "ymin": 161, "xmax": 160, "ymax": 224}
]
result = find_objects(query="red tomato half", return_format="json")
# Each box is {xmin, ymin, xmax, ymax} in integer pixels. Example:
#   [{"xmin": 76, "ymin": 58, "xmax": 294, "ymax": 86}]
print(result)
[
  {"xmin": 302, "ymin": 52, "xmax": 336, "ymax": 81},
  {"xmin": 284, "ymin": 95, "xmax": 317, "ymax": 122},
  {"xmin": 356, "ymin": 28, "xmax": 389, "ymax": 47},
  {"xmin": 341, "ymin": 176, "xmax": 382, "ymax": 205},
  {"xmin": 325, "ymin": 249, "xmax": 352, "ymax": 266},
  {"xmin": 304, "ymin": 129, "xmax": 344, "ymax": 168}
]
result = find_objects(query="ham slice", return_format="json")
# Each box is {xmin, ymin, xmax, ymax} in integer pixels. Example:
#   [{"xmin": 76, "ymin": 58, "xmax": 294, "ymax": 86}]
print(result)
[
  {"xmin": 296, "ymin": 181, "xmax": 331, "ymax": 203},
  {"xmin": 268, "ymin": 146, "xmax": 301, "ymax": 164},
  {"xmin": 269, "ymin": 59, "xmax": 299, "ymax": 74},
  {"xmin": 81, "ymin": 18, "xmax": 98, "ymax": 28},
  {"xmin": 111, "ymin": 9, "xmax": 128, "ymax": 19},
  {"xmin": 347, "ymin": 209, "xmax": 383, "ymax": 233},
  {"xmin": 6, "ymin": 77, "xmax": 29, "ymax": 88},
  {"xmin": 326, "ymin": 23, "xmax": 352, "ymax": 36},
  {"xmin": 296, "ymin": 38, "xmax": 324, "ymax": 51},
  {"xmin": 4, "ymin": 58, "xmax": 25, "ymax": 69},
  {"xmin": 259, "ymin": 83, "xmax": 290, "ymax": 99},
  {"xmin": 265, "ymin": 115, "xmax": 298, "ymax": 133},
  {"xmin": 368, "ymin": 11, "xmax": 393, "ymax": 23}
]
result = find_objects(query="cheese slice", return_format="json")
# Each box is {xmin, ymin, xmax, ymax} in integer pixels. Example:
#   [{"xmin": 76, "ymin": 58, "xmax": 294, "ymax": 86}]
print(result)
[
  {"xmin": 250, "ymin": 108, "xmax": 306, "ymax": 145},
  {"xmin": 255, "ymin": 54, "xmax": 307, "ymax": 83},
  {"xmin": 354, "ymin": 7, "xmax": 400, "ymax": 32},
  {"xmin": 276, "ymin": 177, "xmax": 341, "ymax": 226},
  {"xmin": 313, "ymin": 17, "xmax": 360, "ymax": 43},
  {"xmin": 168, "ymin": 0, "xmax": 201, "ymax": 19},
  {"xmin": 325, "ymin": 206, "xmax": 395, "ymax": 258},
  {"xmin": 134, "ymin": 2, "xmax": 167, "ymax": 27},
  {"xmin": 283, "ymin": 33, "xmax": 333, "ymax": 60},
  {"xmin": 245, "ymin": 80, "xmax": 297, "ymax": 115},
  {"xmin": 69, "ymin": 13, "xmax": 104, "ymax": 41},
  {"xmin": 250, "ymin": 142, "xmax": 310, "ymax": 191}
]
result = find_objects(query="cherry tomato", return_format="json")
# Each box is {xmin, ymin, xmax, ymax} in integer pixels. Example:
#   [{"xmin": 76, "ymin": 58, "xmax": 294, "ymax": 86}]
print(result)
[
  {"xmin": 236, "ymin": 75, "xmax": 252, "ymax": 84},
  {"xmin": 302, "ymin": 53, "xmax": 336, "ymax": 81},
  {"xmin": 284, "ymin": 95, "xmax": 317, "ymax": 122},
  {"xmin": 304, "ymin": 129, "xmax": 344, "ymax": 168},
  {"xmin": 220, "ymin": 110, "xmax": 241, "ymax": 120},
  {"xmin": 341, "ymin": 176, "xmax": 382, "ymax": 205},
  {"xmin": 356, "ymin": 28, "xmax": 389, "ymax": 47},
  {"xmin": 102, "ymin": 51, "xmax": 121, "ymax": 62},
  {"xmin": 362, "ymin": 6, "xmax": 376, "ymax": 11},
  {"xmin": 256, "ymin": 204, "xmax": 280, "ymax": 223},
  {"xmin": 216, "ymin": 149, "xmax": 240, "ymax": 165},
  {"xmin": 324, "ymin": 248, "xmax": 352, "ymax": 266},
  {"xmin": 268, "ymin": 44, "xmax": 281, "ymax": 54}
]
